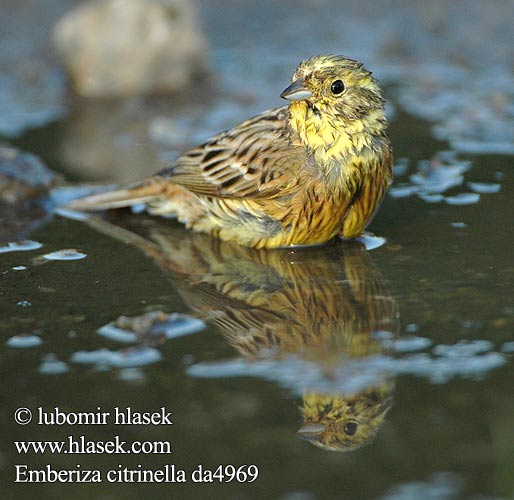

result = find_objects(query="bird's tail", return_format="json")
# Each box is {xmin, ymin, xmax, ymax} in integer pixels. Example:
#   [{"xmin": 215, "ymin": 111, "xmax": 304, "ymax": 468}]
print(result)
[{"xmin": 65, "ymin": 179, "xmax": 164, "ymax": 211}]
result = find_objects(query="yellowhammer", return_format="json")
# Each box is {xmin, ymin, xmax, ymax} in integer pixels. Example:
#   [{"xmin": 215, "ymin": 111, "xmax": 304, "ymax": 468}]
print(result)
[{"xmin": 68, "ymin": 55, "xmax": 392, "ymax": 249}]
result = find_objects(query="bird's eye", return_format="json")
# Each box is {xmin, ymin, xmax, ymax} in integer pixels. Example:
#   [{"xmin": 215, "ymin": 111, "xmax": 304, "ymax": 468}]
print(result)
[
  {"xmin": 330, "ymin": 80, "xmax": 345, "ymax": 95},
  {"xmin": 343, "ymin": 421, "xmax": 358, "ymax": 435}
]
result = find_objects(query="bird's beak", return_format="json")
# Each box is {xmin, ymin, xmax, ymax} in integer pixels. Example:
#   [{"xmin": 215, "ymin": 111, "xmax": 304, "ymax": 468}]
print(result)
[
  {"xmin": 280, "ymin": 79, "xmax": 313, "ymax": 101},
  {"xmin": 296, "ymin": 422, "xmax": 325, "ymax": 442}
]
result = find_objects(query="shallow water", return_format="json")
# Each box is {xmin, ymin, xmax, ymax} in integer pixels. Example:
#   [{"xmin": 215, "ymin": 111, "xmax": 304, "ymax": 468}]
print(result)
[
  {"xmin": 2, "ymin": 116, "xmax": 513, "ymax": 498},
  {"xmin": 1, "ymin": 1, "xmax": 514, "ymax": 499}
]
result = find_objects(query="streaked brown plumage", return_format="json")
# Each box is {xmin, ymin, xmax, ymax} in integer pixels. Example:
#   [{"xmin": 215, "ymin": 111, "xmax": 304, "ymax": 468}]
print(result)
[
  {"xmin": 83, "ymin": 215, "xmax": 398, "ymax": 451},
  {"xmin": 67, "ymin": 55, "xmax": 392, "ymax": 248}
]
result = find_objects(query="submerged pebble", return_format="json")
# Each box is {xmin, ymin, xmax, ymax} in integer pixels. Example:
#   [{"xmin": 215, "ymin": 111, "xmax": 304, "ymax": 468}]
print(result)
[
  {"xmin": 6, "ymin": 334, "xmax": 42, "ymax": 348},
  {"xmin": 0, "ymin": 240, "xmax": 42, "ymax": 253}
]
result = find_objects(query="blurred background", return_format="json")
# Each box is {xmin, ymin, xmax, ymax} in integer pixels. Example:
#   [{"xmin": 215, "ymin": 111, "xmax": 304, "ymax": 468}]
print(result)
[{"xmin": 1, "ymin": 0, "xmax": 513, "ymax": 184}]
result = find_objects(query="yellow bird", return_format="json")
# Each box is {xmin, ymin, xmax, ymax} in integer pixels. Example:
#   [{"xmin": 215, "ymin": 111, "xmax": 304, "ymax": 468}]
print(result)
[{"xmin": 68, "ymin": 55, "xmax": 392, "ymax": 249}]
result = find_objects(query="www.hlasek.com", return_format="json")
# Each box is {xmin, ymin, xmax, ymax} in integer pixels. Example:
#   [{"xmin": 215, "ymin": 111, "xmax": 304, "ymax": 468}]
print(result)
[{"xmin": 13, "ymin": 406, "xmax": 259, "ymax": 483}]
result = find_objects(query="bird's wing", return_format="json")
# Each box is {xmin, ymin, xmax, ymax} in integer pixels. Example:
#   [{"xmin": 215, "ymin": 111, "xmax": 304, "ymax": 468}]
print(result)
[{"xmin": 157, "ymin": 106, "xmax": 306, "ymax": 199}]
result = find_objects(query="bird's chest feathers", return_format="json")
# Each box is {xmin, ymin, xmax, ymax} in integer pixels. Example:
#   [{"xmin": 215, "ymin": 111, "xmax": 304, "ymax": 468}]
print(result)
[{"xmin": 291, "ymin": 105, "xmax": 373, "ymax": 173}]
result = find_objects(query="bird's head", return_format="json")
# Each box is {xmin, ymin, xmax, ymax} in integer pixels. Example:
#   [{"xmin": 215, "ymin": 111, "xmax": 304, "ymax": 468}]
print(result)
[
  {"xmin": 282, "ymin": 54, "xmax": 385, "ymax": 120},
  {"xmin": 282, "ymin": 55, "xmax": 387, "ymax": 157}
]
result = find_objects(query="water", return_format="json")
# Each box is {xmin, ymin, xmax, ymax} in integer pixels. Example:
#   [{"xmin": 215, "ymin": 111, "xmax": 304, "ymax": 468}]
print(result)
[{"xmin": 1, "ymin": 1, "xmax": 513, "ymax": 499}]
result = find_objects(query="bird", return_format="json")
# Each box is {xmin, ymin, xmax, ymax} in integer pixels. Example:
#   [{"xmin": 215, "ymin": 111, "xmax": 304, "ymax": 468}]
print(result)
[{"xmin": 67, "ymin": 55, "xmax": 392, "ymax": 249}]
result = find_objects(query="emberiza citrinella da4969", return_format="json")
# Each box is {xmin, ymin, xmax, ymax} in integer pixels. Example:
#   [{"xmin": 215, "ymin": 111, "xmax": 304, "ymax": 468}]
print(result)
[{"xmin": 68, "ymin": 55, "xmax": 392, "ymax": 249}]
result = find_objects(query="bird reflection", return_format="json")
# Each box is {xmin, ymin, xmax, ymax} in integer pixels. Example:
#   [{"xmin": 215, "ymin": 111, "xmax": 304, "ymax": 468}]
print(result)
[{"xmin": 86, "ymin": 214, "xmax": 399, "ymax": 451}]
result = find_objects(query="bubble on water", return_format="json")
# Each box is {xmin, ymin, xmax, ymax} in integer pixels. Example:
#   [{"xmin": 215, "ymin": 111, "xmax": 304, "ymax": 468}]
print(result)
[
  {"xmin": 42, "ymin": 249, "xmax": 87, "ymax": 261},
  {"xmin": 451, "ymin": 222, "xmax": 468, "ymax": 228},
  {"xmin": 392, "ymin": 158, "xmax": 410, "ymax": 177},
  {"xmin": 0, "ymin": 240, "xmax": 43, "ymax": 253},
  {"xmin": 12, "ymin": 265, "xmax": 28, "ymax": 271},
  {"xmin": 383, "ymin": 336, "xmax": 433, "ymax": 353},
  {"xmin": 71, "ymin": 347, "xmax": 161, "ymax": 368},
  {"xmin": 16, "ymin": 300, "xmax": 32, "ymax": 307},
  {"xmin": 6, "ymin": 333, "xmax": 42, "ymax": 348},
  {"xmin": 467, "ymin": 182, "xmax": 501, "ymax": 194},
  {"xmin": 372, "ymin": 330, "xmax": 395, "ymax": 340},
  {"xmin": 432, "ymin": 340, "xmax": 494, "ymax": 357},
  {"xmin": 38, "ymin": 354, "xmax": 70, "ymax": 375},
  {"xmin": 188, "ymin": 337, "xmax": 507, "ymax": 393},
  {"xmin": 387, "ymin": 151, "xmax": 491, "ymax": 207},
  {"xmin": 501, "ymin": 341, "xmax": 514, "ymax": 353},
  {"xmin": 410, "ymin": 153, "xmax": 471, "ymax": 194},
  {"xmin": 98, "ymin": 325, "xmax": 138, "ymax": 344},
  {"xmin": 389, "ymin": 185, "xmax": 419, "ymax": 198},
  {"xmin": 376, "ymin": 472, "xmax": 461, "ymax": 500},
  {"xmin": 161, "ymin": 314, "xmax": 206, "ymax": 339},
  {"xmin": 418, "ymin": 193, "xmax": 444, "ymax": 203},
  {"xmin": 130, "ymin": 203, "xmax": 147, "ymax": 214},
  {"xmin": 99, "ymin": 312, "xmax": 206, "ymax": 344},
  {"xmin": 444, "ymin": 193, "xmax": 480, "ymax": 205},
  {"xmin": 117, "ymin": 367, "xmax": 146, "ymax": 382},
  {"xmin": 405, "ymin": 324, "xmax": 419, "ymax": 333}
]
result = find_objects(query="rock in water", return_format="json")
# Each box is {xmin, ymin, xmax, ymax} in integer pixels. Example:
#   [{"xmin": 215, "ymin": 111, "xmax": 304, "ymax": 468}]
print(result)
[
  {"xmin": 53, "ymin": 0, "xmax": 209, "ymax": 98},
  {"xmin": 0, "ymin": 144, "xmax": 60, "ymax": 204}
]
